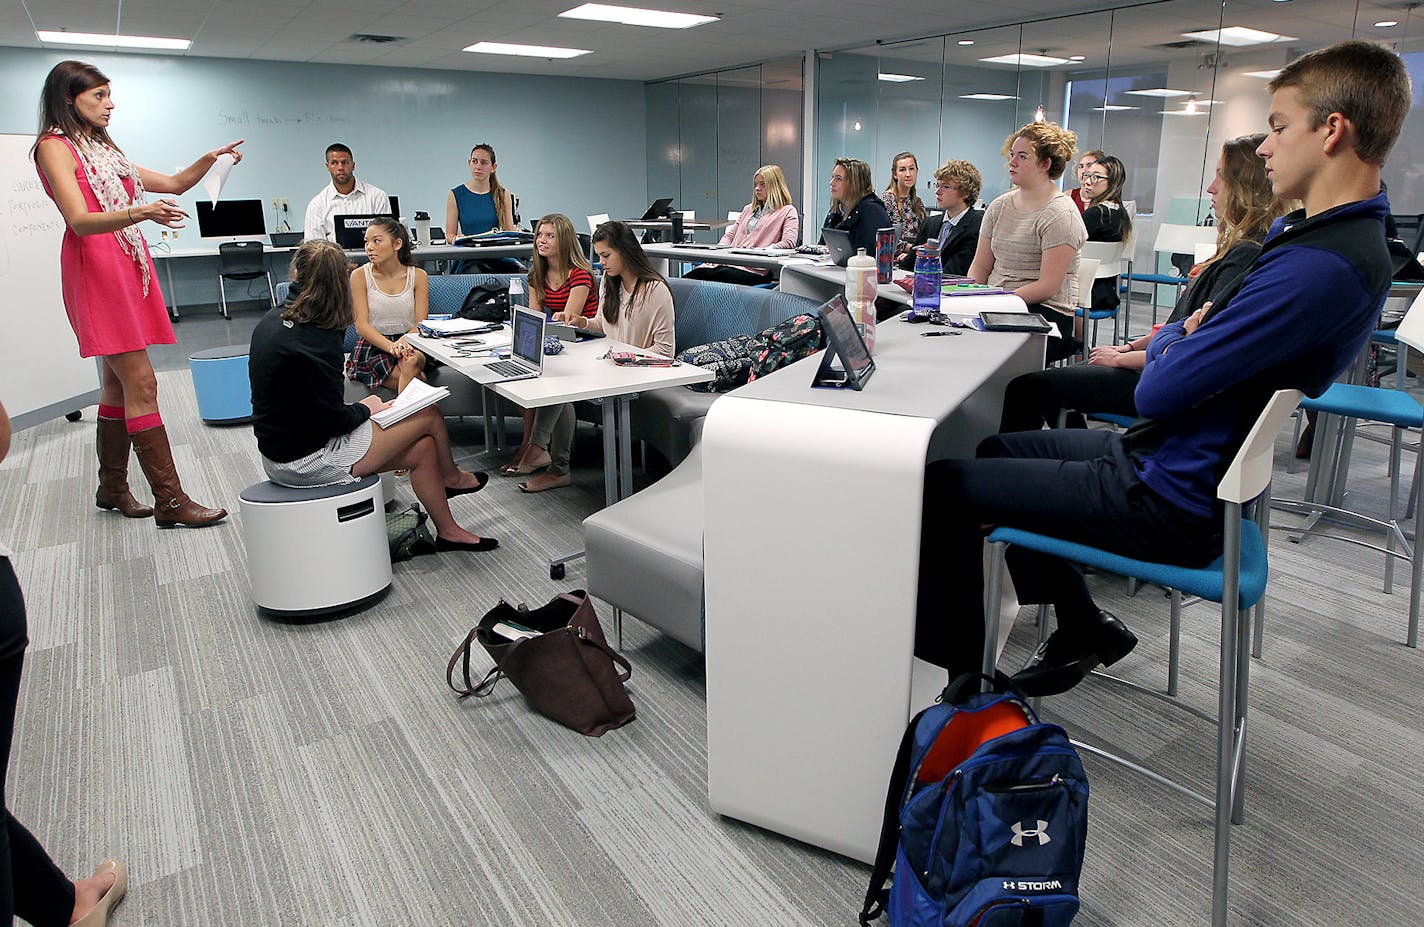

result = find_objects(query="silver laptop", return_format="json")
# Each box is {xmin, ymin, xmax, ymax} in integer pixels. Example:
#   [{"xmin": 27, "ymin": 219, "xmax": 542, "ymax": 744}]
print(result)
[{"xmin": 468, "ymin": 307, "xmax": 546, "ymax": 384}]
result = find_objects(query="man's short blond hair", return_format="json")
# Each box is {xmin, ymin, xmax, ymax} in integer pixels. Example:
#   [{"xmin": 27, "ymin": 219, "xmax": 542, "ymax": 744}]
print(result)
[{"xmin": 933, "ymin": 160, "xmax": 982, "ymax": 207}]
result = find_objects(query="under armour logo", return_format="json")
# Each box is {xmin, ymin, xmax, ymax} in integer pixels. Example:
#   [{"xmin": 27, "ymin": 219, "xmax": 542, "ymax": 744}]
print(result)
[{"xmin": 1010, "ymin": 820, "xmax": 1051, "ymax": 847}]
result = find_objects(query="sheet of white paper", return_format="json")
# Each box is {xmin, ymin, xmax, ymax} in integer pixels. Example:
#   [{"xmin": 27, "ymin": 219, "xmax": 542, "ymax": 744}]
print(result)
[{"xmin": 201, "ymin": 153, "xmax": 236, "ymax": 202}]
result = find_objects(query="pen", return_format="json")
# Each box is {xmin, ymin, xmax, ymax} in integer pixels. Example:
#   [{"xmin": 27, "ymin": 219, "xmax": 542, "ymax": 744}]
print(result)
[{"xmin": 921, "ymin": 331, "xmax": 962, "ymax": 337}]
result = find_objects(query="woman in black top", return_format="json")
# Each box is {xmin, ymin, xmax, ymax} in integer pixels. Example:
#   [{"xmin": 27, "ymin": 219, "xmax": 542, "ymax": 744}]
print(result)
[
  {"xmin": 249, "ymin": 240, "xmax": 496, "ymax": 552},
  {"xmin": 821, "ymin": 157, "xmax": 892, "ymax": 254},
  {"xmin": 999, "ymin": 134, "xmax": 1286, "ymax": 433},
  {"xmin": 1078, "ymin": 155, "xmax": 1132, "ymax": 313}
]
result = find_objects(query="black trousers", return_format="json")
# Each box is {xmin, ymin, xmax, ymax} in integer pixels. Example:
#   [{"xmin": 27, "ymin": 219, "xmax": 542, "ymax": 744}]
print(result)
[
  {"xmin": 683, "ymin": 265, "xmax": 770, "ymax": 286},
  {"xmin": 0, "ymin": 559, "xmax": 74, "ymax": 927},
  {"xmin": 998, "ymin": 365, "xmax": 1142, "ymax": 433},
  {"xmin": 1027, "ymin": 304, "xmax": 1079, "ymax": 364},
  {"xmin": 916, "ymin": 430, "xmax": 1221, "ymax": 675}
]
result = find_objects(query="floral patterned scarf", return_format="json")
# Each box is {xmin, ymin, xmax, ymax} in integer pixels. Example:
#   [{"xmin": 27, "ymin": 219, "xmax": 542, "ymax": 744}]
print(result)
[{"xmin": 65, "ymin": 131, "xmax": 151, "ymax": 296}]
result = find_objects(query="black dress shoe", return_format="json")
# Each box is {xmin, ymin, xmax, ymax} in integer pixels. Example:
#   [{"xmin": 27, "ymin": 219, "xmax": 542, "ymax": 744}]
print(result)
[
  {"xmin": 445, "ymin": 472, "xmax": 490, "ymax": 498},
  {"xmin": 1010, "ymin": 610, "xmax": 1137, "ymax": 697},
  {"xmin": 435, "ymin": 536, "xmax": 499, "ymax": 553}
]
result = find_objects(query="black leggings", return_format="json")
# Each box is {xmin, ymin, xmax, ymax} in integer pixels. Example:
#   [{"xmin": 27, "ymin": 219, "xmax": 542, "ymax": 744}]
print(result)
[
  {"xmin": 683, "ymin": 265, "xmax": 772, "ymax": 286},
  {"xmin": 1027, "ymin": 304, "xmax": 1079, "ymax": 364},
  {"xmin": 999, "ymin": 365, "xmax": 1142, "ymax": 433},
  {"xmin": 0, "ymin": 559, "xmax": 74, "ymax": 927}
]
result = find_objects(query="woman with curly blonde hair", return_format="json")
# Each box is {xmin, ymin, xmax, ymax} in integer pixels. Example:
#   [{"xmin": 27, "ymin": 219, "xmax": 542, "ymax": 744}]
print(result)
[{"xmin": 968, "ymin": 121, "xmax": 1087, "ymax": 362}]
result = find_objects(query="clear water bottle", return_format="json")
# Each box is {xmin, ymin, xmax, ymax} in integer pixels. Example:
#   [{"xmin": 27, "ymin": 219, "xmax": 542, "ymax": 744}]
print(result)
[
  {"xmin": 845, "ymin": 248, "xmax": 878, "ymax": 353},
  {"xmin": 912, "ymin": 245, "xmax": 943, "ymax": 317},
  {"xmin": 508, "ymin": 276, "xmax": 526, "ymax": 321}
]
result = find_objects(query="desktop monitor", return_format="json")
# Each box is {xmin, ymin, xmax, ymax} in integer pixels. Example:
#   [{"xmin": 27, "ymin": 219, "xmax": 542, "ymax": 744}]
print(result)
[
  {"xmin": 388, "ymin": 195, "xmax": 400, "ymax": 223},
  {"xmin": 196, "ymin": 199, "xmax": 266, "ymax": 238},
  {"xmin": 640, "ymin": 197, "xmax": 674, "ymax": 221}
]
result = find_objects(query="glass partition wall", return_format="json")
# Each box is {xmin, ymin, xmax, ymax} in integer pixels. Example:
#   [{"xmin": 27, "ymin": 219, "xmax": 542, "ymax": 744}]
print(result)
[
  {"xmin": 646, "ymin": 57, "xmax": 804, "ymax": 237},
  {"xmin": 813, "ymin": 0, "xmax": 1417, "ymax": 333}
]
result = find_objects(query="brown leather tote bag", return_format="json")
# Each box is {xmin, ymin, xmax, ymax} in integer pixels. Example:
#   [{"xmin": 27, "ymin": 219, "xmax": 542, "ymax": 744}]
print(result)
[{"xmin": 447, "ymin": 590, "xmax": 635, "ymax": 736}]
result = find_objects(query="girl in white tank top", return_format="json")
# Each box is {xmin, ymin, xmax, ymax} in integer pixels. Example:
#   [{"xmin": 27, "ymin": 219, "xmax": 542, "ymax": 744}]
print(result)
[{"xmin": 344, "ymin": 218, "xmax": 430, "ymax": 391}]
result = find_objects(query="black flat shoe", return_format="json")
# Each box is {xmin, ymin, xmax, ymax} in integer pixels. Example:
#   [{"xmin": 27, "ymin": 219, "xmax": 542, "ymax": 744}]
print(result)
[
  {"xmin": 445, "ymin": 472, "xmax": 490, "ymax": 498},
  {"xmin": 435, "ymin": 536, "xmax": 499, "ymax": 553},
  {"xmin": 1011, "ymin": 610, "xmax": 1137, "ymax": 698}
]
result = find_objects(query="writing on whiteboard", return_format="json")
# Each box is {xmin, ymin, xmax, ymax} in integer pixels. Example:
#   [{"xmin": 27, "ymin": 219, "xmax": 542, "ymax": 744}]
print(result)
[{"xmin": 218, "ymin": 110, "xmax": 351, "ymax": 126}]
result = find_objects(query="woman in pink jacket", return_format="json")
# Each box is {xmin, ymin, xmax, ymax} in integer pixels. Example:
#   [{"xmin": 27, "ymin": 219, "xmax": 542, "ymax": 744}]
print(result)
[{"xmin": 685, "ymin": 164, "xmax": 799, "ymax": 285}]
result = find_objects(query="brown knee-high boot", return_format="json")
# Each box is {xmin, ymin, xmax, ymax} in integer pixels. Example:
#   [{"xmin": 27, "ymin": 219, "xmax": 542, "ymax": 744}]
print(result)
[
  {"xmin": 130, "ymin": 425, "xmax": 227, "ymax": 528},
  {"xmin": 94, "ymin": 418, "xmax": 153, "ymax": 518}
]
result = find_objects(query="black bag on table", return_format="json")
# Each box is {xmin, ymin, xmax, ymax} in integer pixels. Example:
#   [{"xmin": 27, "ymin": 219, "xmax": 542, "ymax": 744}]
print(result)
[{"xmin": 459, "ymin": 283, "xmax": 510, "ymax": 322}]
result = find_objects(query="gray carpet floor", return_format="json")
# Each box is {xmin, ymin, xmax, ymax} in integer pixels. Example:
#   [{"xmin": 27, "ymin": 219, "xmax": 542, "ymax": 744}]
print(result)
[{"xmin": 1, "ymin": 306, "xmax": 1421, "ymax": 926}]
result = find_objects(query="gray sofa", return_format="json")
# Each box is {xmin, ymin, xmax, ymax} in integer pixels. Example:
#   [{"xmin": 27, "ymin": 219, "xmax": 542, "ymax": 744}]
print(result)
[{"xmin": 632, "ymin": 278, "xmax": 820, "ymax": 467}]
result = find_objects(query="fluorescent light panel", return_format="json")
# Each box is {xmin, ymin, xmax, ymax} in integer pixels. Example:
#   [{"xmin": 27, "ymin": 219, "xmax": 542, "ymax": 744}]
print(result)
[
  {"xmin": 36, "ymin": 30, "xmax": 190, "ymax": 50},
  {"xmin": 463, "ymin": 41, "xmax": 591, "ymax": 58},
  {"xmin": 1124, "ymin": 87, "xmax": 1192, "ymax": 97},
  {"xmin": 1093, "ymin": 104, "xmax": 1139, "ymax": 111},
  {"xmin": 559, "ymin": 3, "xmax": 718, "ymax": 29},
  {"xmin": 1181, "ymin": 26, "xmax": 1296, "ymax": 46},
  {"xmin": 959, "ymin": 92, "xmax": 1018, "ymax": 101},
  {"xmin": 980, "ymin": 52, "xmax": 1069, "ymax": 67},
  {"xmin": 1243, "ymin": 69, "xmax": 1282, "ymax": 78},
  {"xmin": 878, "ymin": 73, "xmax": 924, "ymax": 82}
]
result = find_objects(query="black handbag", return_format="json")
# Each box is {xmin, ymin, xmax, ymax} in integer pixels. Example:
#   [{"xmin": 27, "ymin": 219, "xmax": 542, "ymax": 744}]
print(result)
[
  {"xmin": 458, "ymin": 283, "xmax": 510, "ymax": 322},
  {"xmin": 446, "ymin": 590, "xmax": 635, "ymax": 737}
]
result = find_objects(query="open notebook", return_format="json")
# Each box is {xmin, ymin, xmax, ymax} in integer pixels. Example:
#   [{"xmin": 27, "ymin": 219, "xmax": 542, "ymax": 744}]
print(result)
[{"xmin": 369, "ymin": 378, "xmax": 449, "ymax": 428}]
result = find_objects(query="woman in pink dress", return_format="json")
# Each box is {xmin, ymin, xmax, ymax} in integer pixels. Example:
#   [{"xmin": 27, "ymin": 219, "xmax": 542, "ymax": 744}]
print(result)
[{"xmin": 35, "ymin": 60, "xmax": 243, "ymax": 528}]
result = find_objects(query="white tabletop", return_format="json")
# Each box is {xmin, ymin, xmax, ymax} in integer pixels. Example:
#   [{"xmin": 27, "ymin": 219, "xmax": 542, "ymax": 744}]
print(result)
[
  {"xmin": 407, "ymin": 330, "xmax": 711, "ymax": 408},
  {"xmin": 643, "ymin": 243, "xmax": 790, "ymax": 271}
]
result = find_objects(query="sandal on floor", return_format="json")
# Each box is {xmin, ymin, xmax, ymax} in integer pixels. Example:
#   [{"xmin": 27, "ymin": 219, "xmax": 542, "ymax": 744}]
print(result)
[
  {"xmin": 503, "ymin": 452, "xmax": 551, "ymax": 476},
  {"xmin": 518, "ymin": 474, "xmax": 572, "ymax": 493}
]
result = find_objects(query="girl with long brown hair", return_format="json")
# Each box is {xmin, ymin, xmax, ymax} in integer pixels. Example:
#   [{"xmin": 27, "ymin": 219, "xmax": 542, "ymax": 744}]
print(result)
[
  {"xmin": 34, "ymin": 59, "xmax": 244, "ymax": 528},
  {"xmin": 882, "ymin": 151, "xmax": 926, "ymax": 260},
  {"xmin": 346, "ymin": 217, "xmax": 430, "ymax": 393},
  {"xmin": 250, "ymin": 241, "xmax": 497, "ymax": 552}
]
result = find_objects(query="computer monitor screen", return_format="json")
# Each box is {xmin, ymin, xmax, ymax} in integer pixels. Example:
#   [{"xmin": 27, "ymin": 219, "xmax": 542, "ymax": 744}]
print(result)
[
  {"xmin": 334, "ymin": 213, "xmax": 397, "ymax": 249},
  {"xmin": 388, "ymin": 195, "xmax": 400, "ymax": 223},
  {"xmin": 196, "ymin": 199, "xmax": 265, "ymax": 238}
]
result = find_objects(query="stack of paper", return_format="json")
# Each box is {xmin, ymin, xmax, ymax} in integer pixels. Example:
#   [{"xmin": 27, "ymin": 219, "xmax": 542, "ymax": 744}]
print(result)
[
  {"xmin": 419, "ymin": 318, "xmax": 489, "ymax": 337},
  {"xmin": 370, "ymin": 378, "xmax": 450, "ymax": 428}
]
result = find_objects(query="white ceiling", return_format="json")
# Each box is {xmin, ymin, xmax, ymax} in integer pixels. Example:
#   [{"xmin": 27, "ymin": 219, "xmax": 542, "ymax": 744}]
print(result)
[{"xmin": 6, "ymin": 0, "xmax": 1414, "ymax": 82}]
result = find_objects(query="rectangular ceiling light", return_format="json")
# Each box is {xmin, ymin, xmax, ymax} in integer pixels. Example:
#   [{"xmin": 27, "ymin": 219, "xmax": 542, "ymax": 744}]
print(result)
[
  {"xmin": 1124, "ymin": 88, "xmax": 1193, "ymax": 97},
  {"xmin": 1181, "ymin": 26, "xmax": 1296, "ymax": 46},
  {"xmin": 878, "ymin": 73, "xmax": 924, "ymax": 82},
  {"xmin": 463, "ymin": 41, "xmax": 591, "ymax": 58},
  {"xmin": 1243, "ymin": 69, "xmax": 1282, "ymax": 78},
  {"xmin": 36, "ymin": 30, "xmax": 191, "ymax": 50},
  {"xmin": 980, "ymin": 52, "xmax": 1070, "ymax": 67},
  {"xmin": 559, "ymin": 3, "xmax": 719, "ymax": 28},
  {"xmin": 1092, "ymin": 104, "xmax": 1139, "ymax": 111},
  {"xmin": 959, "ymin": 93, "xmax": 1018, "ymax": 101}
]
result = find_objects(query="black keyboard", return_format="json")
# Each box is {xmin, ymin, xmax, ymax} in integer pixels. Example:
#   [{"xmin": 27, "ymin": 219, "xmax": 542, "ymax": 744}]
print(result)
[{"xmin": 486, "ymin": 360, "xmax": 530, "ymax": 377}]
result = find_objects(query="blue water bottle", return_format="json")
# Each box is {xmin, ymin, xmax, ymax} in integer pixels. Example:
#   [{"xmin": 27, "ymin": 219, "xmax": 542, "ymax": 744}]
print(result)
[{"xmin": 912, "ymin": 245, "xmax": 942, "ymax": 317}]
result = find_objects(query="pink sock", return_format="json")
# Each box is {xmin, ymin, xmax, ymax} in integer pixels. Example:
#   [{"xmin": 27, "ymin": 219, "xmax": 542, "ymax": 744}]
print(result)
[
  {"xmin": 97, "ymin": 403, "xmax": 125, "ymax": 421},
  {"xmin": 125, "ymin": 413, "xmax": 163, "ymax": 435}
]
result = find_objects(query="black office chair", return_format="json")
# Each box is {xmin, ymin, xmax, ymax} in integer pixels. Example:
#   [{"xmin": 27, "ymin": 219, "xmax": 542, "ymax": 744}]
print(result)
[
  {"xmin": 1392, "ymin": 213, "xmax": 1424, "ymax": 256},
  {"xmin": 217, "ymin": 241, "xmax": 275, "ymax": 320}
]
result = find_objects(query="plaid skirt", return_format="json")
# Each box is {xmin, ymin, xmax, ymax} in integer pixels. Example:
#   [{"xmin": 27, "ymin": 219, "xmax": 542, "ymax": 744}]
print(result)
[{"xmin": 345, "ymin": 338, "xmax": 398, "ymax": 388}]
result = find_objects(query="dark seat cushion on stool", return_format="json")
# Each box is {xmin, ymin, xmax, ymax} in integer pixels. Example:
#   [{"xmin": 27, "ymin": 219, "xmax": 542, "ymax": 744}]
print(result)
[{"xmin": 240, "ymin": 474, "xmax": 380, "ymax": 504}]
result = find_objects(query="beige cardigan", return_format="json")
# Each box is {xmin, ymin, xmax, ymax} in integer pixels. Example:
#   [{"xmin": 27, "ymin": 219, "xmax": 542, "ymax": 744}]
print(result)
[{"xmin": 583, "ymin": 278, "xmax": 677, "ymax": 357}]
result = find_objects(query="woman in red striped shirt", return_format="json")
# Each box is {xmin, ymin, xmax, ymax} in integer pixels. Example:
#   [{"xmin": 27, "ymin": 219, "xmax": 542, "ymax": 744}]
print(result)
[{"xmin": 501, "ymin": 214, "xmax": 598, "ymax": 475}]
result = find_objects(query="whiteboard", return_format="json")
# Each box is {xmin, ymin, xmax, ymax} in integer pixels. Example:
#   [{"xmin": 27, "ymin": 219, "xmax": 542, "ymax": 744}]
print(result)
[{"xmin": 0, "ymin": 133, "xmax": 99, "ymax": 427}]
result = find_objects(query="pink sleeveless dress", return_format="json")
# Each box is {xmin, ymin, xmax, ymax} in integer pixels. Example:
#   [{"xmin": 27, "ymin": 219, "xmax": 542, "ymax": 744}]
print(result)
[{"xmin": 36, "ymin": 135, "xmax": 175, "ymax": 358}]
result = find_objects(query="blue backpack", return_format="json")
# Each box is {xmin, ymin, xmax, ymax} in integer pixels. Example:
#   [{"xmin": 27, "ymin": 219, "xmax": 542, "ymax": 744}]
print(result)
[{"xmin": 859, "ymin": 673, "xmax": 1089, "ymax": 927}]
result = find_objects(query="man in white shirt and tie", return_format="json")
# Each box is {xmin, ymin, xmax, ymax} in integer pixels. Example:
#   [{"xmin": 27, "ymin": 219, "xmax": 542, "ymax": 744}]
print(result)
[
  {"xmin": 897, "ymin": 159, "xmax": 983, "ymax": 276},
  {"xmin": 302, "ymin": 143, "xmax": 391, "ymax": 243}
]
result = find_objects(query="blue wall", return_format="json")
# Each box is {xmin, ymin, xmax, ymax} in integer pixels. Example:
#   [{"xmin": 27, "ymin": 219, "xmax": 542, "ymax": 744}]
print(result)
[{"xmin": 0, "ymin": 47, "xmax": 647, "ymax": 309}]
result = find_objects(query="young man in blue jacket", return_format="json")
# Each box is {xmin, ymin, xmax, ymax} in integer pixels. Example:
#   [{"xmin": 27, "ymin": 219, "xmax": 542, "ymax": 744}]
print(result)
[{"xmin": 918, "ymin": 40, "xmax": 1412, "ymax": 694}]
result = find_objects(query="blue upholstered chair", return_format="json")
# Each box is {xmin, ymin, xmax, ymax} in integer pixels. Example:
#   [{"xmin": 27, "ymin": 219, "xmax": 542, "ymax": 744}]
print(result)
[{"xmin": 981, "ymin": 388, "xmax": 1301, "ymax": 927}]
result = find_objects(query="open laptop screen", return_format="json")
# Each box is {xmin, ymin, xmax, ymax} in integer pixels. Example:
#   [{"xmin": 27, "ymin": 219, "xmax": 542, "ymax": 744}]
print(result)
[{"xmin": 511, "ymin": 308, "xmax": 545, "ymax": 367}]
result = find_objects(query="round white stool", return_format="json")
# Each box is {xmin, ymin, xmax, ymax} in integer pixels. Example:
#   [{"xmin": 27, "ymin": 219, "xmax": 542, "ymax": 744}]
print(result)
[{"xmin": 240, "ymin": 475, "xmax": 392, "ymax": 619}]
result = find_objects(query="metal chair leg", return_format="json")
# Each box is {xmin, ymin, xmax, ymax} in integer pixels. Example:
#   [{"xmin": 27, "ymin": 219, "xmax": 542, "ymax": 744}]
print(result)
[
  {"xmin": 1168, "ymin": 589, "xmax": 1182, "ymax": 697},
  {"xmin": 1211, "ymin": 505, "xmax": 1244, "ymax": 927},
  {"xmin": 1386, "ymin": 426, "xmax": 1402, "ymax": 594},
  {"xmin": 984, "ymin": 542, "xmax": 1007, "ymax": 688},
  {"xmin": 218, "ymin": 275, "xmax": 230, "ymax": 319},
  {"xmin": 1410, "ymin": 440, "xmax": 1424, "ymax": 648}
]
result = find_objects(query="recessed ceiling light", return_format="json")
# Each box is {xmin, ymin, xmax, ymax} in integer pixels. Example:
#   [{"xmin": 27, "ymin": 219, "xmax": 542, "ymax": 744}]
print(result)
[
  {"xmin": 958, "ymin": 39, "xmax": 976, "ymax": 46},
  {"xmin": 559, "ymin": 3, "xmax": 718, "ymax": 29},
  {"xmin": 1124, "ymin": 88, "xmax": 1193, "ymax": 97},
  {"xmin": 980, "ymin": 52, "xmax": 1070, "ymax": 67},
  {"xmin": 1069, "ymin": 55, "xmax": 1087, "ymax": 61},
  {"xmin": 1243, "ymin": 69, "xmax": 1282, "ymax": 78},
  {"xmin": 959, "ymin": 93, "xmax": 1018, "ymax": 101},
  {"xmin": 1181, "ymin": 26, "xmax": 1296, "ymax": 46},
  {"xmin": 1092, "ymin": 104, "xmax": 1139, "ymax": 111},
  {"xmin": 36, "ymin": 30, "xmax": 191, "ymax": 50},
  {"xmin": 1376, "ymin": 19, "xmax": 1400, "ymax": 27},
  {"xmin": 878, "ymin": 73, "xmax": 924, "ymax": 82},
  {"xmin": 463, "ymin": 41, "xmax": 591, "ymax": 58}
]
